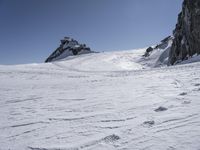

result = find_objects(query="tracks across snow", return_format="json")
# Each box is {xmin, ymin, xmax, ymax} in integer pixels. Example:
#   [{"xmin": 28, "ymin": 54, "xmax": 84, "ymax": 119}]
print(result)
[{"xmin": 0, "ymin": 51, "xmax": 200, "ymax": 149}]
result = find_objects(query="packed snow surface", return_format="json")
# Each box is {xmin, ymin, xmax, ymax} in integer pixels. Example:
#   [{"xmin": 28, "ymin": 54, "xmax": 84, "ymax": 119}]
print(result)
[{"xmin": 0, "ymin": 49, "xmax": 200, "ymax": 150}]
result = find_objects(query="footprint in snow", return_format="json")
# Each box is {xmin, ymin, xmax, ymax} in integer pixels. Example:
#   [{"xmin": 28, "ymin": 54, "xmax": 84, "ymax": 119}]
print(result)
[
  {"xmin": 143, "ymin": 120, "xmax": 155, "ymax": 127},
  {"xmin": 179, "ymin": 92, "xmax": 187, "ymax": 96},
  {"xmin": 154, "ymin": 106, "xmax": 168, "ymax": 112},
  {"xmin": 182, "ymin": 101, "xmax": 191, "ymax": 105},
  {"xmin": 194, "ymin": 83, "xmax": 200, "ymax": 86},
  {"xmin": 103, "ymin": 134, "xmax": 120, "ymax": 143}
]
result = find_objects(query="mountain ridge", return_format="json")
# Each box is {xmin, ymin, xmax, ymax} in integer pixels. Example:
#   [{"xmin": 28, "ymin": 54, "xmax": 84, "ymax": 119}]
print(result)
[{"xmin": 45, "ymin": 37, "xmax": 93, "ymax": 63}]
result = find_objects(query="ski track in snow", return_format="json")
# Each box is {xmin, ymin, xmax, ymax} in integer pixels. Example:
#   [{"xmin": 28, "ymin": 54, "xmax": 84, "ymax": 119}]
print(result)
[{"xmin": 0, "ymin": 51, "xmax": 200, "ymax": 150}]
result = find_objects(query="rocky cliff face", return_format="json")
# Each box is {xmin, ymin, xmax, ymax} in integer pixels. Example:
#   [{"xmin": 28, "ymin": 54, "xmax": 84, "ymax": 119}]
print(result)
[
  {"xmin": 45, "ymin": 37, "xmax": 92, "ymax": 63},
  {"xmin": 143, "ymin": 36, "xmax": 173, "ymax": 57},
  {"xmin": 169, "ymin": 0, "xmax": 200, "ymax": 65},
  {"xmin": 142, "ymin": 36, "xmax": 173, "ymax": 67}
]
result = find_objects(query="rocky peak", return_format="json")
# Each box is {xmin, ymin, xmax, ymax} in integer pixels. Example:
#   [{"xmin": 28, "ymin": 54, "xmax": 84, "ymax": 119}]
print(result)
[
  {"xmin": 143, "ymin": 36, "xmax": 173, "ymax": 58},
  {"xmin": 169, "ymin": 0, "xmax": 200, "ymax": 65},
  {"xmin": 45, "ymin": 37, "xmax": 92, "ymax": 63}
]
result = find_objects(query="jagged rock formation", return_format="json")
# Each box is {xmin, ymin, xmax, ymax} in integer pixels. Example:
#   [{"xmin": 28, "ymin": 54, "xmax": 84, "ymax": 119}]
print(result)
[
  {"xmin": 143, "ymin": 47, "xmax": 154, "ymax": 57},
  {"xmin": 142, "ymin": 36, "xmax": 173, "ymax": 67},
  {"xmin": 143, "ymin": 36, "xmax": 173, "ymax": 58},
  {"xmin": 140, "ymin": 36, "xmax": 173, "ymax": 68},
  {"xmin": 45, "ymin": 37, "xmax": 92, "ymax": 63},
  {"xmin": 169, "ymin": 0, "xmax": 200, "ymax": 65}
]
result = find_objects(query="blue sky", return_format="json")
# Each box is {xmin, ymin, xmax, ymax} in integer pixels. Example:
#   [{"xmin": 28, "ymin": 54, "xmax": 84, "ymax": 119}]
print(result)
[{"xmin": 0, "ymin": 0, "xmax": 183, "ymax": 64}]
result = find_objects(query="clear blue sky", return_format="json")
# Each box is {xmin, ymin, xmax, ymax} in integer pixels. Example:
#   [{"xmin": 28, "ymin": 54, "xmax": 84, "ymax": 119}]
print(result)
[{"xmin": 0, "ymin": 0, "xmax": 183, "ymax": 64}]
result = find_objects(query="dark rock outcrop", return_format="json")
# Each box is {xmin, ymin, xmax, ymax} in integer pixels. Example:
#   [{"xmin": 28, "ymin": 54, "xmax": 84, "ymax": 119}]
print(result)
[
  {"xmin": 169, "ymin": 0, "xmax": 200, "ymax": 65},
  {"xmin": 45, "ymin": 37, "xmax": 92, "ymax": 63},
  {"xmin": 143, "ymin": 36, "xmax": 173, "ymax": 58},
  {"xmin": 143, "ymin": 47, "xmax": 153, "ymax": 57}
]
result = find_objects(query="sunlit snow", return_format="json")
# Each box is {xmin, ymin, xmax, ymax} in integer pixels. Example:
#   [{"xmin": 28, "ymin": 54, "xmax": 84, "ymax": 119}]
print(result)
[{"xmin": 0, "ymin": 49, "xmax": 200, "ymax": 150}]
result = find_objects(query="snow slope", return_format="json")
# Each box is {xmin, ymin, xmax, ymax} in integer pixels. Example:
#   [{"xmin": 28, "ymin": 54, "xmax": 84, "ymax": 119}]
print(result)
[{"xmin": 0, "ymin": 49, "xmax": 200, "ymax": 150}]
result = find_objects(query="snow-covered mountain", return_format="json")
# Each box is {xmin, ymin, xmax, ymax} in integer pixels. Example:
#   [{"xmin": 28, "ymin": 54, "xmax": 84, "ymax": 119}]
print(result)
[
  {"xmin": 142, "ymin": 36, "xmax": 173, "ymax": 67},
  {"xmin": 44, "ymin": 0, "xmax": 200, "ymax": 65},
  {"xmin": 1, "ymin": 0, "xmax": 200, "ymax": 149},
  {"xmin": 45, "ymin": 37, "xmax": 93, "ymax": 63},
  {"xmin": 1, "ymin": 48, "xmax": 200, "ymax": 150}
]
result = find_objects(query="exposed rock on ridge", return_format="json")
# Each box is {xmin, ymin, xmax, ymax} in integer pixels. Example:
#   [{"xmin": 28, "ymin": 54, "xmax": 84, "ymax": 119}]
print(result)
[
  {"xmin": 45, "ymin": 37, "xmax": 92, "ymax": 63},
  {"xmin": 142, "ymin": 36, "xmax": 173, "ymax": 67},
  {"xmin": 143, "ymin": 36, "xmax": 173, "ymax": 58},
  {"xmin": 169, "ymin": 0, "xmax": 200, "ymax": 65}
]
